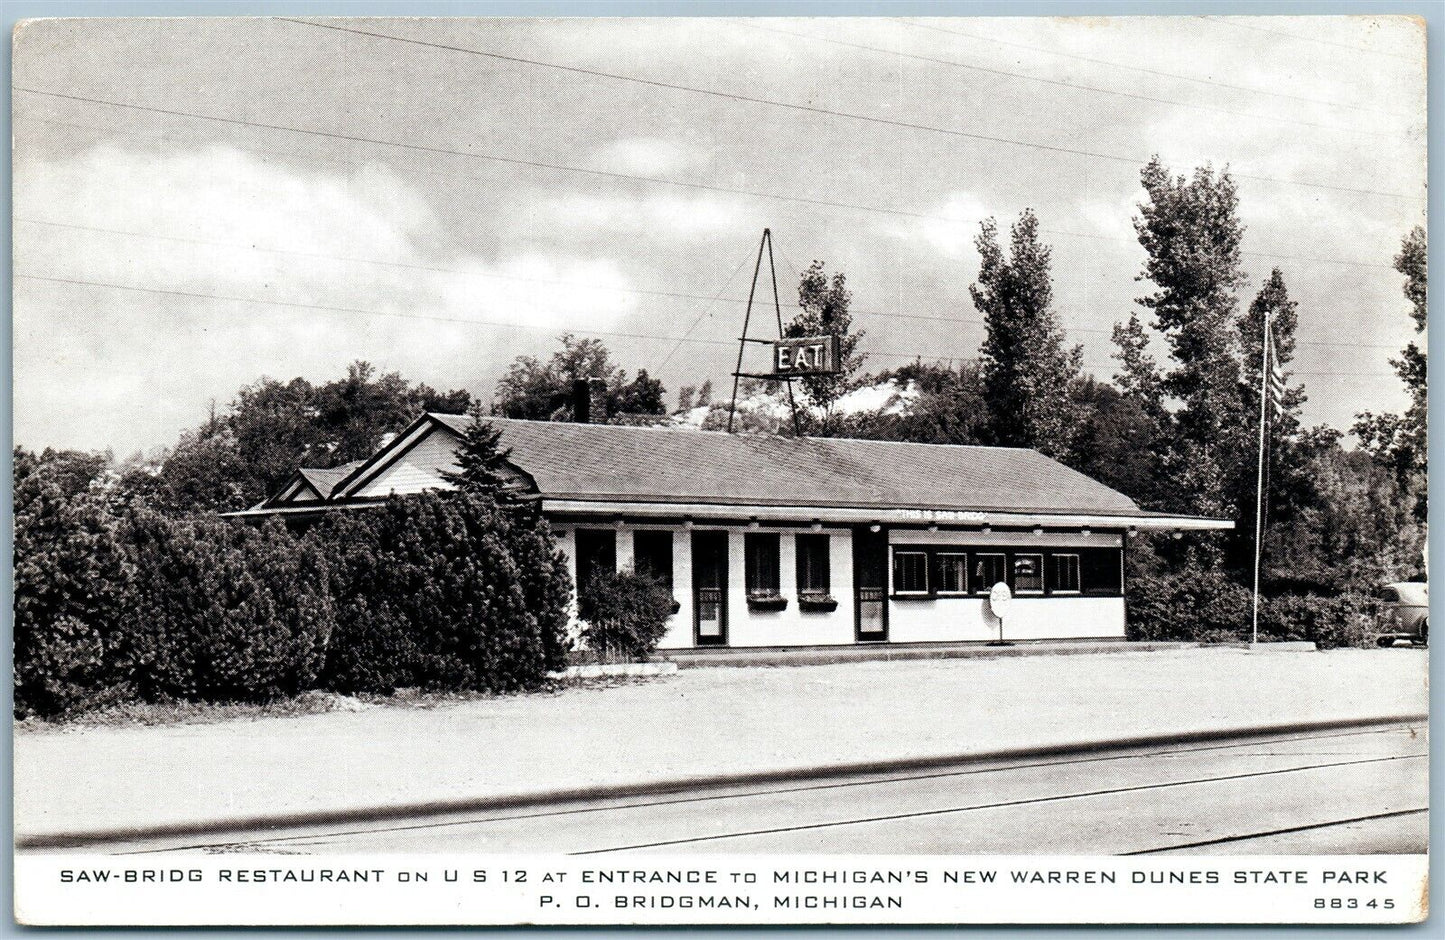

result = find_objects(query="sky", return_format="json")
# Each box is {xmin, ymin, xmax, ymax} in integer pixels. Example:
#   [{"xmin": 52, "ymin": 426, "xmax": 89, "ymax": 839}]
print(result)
[{"xmin": 12, "ymin": 14, "xmax": 1427, "ymax": 456}]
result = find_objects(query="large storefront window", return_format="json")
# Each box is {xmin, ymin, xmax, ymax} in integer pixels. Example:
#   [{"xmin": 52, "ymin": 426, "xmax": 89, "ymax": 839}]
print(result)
[
  {"xmin": 973, "ymin": 553, "xmax": 1005, "ymax": 593},
  {"xmin": 936, "ymin": 553, "xmax": 968, "ymax": 595},
  {"xmin": 891, "ymin": 545, "xmax": 1122, "ymax": 598}
]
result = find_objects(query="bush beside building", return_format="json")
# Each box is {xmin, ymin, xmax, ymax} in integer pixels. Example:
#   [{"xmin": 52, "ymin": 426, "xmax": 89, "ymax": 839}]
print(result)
[{"xmin": 13, "ymin": 449, "xmax": 574, "ymax": 719}]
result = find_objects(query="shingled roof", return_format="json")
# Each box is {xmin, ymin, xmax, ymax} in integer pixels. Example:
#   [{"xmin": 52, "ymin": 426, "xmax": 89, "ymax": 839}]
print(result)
[{"xmin": 424, "ymin": 415, "xmax": 1143, "ymax": 516}]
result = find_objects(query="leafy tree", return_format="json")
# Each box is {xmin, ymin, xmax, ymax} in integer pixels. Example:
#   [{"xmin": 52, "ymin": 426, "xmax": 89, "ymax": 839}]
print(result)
[
  {"xmin": 131, "ymin": 362, "xmax": 472, "ymax": 513},
  {"xmin": 1354, "ymin": 226, "xmax": 1427, "ymax": 522},
  {"xmin": 1111, "ymin": 314, "xmax": 1167, "ymax": 424},
  {"xmin": 13, "ymin": 448, "xmax": 134, "ymax": 717},
  {"xmin": 837, "ymin": 361, "xmax": 989, "ymax": 446},
  {"xmin": 493, "ymin": 334, "xmax": 668, "ymax": 421},
  {"xmin": 1131, "ymin": 157, "xmax": 1249, "ymax": 521},
  {"xmin": 785, "ymin": 260, "xmax": 865, "ymax": 432},
  {"xmin": 579, "ymin": 568, "xmax": 674, "ymax": 662},
  {"xmin": 1066, "ymin": 377, "xmax": 1164, "ymax": 505},
  {"xmin": 971, "ymin": 210, "xmax": 1082, "ymax": 457}
]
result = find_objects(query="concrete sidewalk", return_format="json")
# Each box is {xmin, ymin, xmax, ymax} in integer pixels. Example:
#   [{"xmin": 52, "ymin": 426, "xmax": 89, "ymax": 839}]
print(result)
[{"xmin": 14, "ymin": 647, "xmax": 1428, "ymax": 845}]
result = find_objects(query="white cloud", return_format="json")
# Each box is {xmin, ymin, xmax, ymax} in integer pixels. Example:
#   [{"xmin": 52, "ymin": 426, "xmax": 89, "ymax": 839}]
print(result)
[
  {"xmin": 588, "ymin": 136, "xmax": 703, "ymax": 175},
  {"xmin": 905, "ymin": 191, "xmax": 996, "ymax": 257},
  {"xmin": 543, "ymin": 190, "xmax": 746, "ymax": 236},
  {"xmin": 13, "ymin": 142, "xmax": 640, "ymax": 452}
]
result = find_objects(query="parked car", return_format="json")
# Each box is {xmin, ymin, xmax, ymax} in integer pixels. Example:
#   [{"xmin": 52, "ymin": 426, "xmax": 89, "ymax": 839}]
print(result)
[{"xmin": 1375, "ymin": 581, "xmax": 1428, "ymax": 647}]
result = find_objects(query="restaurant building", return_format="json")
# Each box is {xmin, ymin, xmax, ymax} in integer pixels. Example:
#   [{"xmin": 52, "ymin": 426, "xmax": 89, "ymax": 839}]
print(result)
[{"xmin": 246, "ymin": 400, "xmax": 1232, "ymax": 649}]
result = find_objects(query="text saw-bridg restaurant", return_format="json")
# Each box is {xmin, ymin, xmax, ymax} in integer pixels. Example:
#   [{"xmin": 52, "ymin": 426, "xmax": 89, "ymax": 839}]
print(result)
[{"xmin": 240, "ymin": 381, "xmax": 1233, "ymax": 651}]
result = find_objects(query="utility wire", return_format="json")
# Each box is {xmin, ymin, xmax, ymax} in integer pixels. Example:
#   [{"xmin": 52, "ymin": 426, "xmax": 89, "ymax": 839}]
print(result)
[
  {"xmin": 12, "ymin": 272, "xmax": 990, "ymax": 364},
  {"xmin": 269, "ymin": 17, "xmax": 1421, "ymax": 201},
  {"xmin": 895, "ymin": 18, "xmax": 1414, "ymax": 119},
  {"xmin": 14, "ymin": 109, "xmax": 1399, "ymax": 272},
  {"xmin": 16, "ymin": 273, "xmax": 1403, "ymax": 377},
  {"xmin": 742, "ymin": 20, "xmax": 1402, "ymax": 140},
  {"xmin": 1200, "ymin": 16, "xmax": 1416, "ymax": 62},
  {"xmin": 17, "ymin": 216, "xmax": 1411, "ymax": 350}
]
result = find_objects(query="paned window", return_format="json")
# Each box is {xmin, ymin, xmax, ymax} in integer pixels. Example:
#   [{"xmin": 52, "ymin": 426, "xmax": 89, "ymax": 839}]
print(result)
[
  {"xmin": 936, "ymin": 553, "xmax": 968, "ymax": 594},
  {"xmin": 1050, "ymin": 553, "xmax": 1081, "ymax": 594},
  {"xmin": 973, "ymin": 553, "xmax": 1005, "ymax": 594},
  {"xmin": 1013, "ymin": 553, "xmax": 1044, "ymax": 594},
  {"xmin": 892, "ymin": 550, "xmax": 929, "ymax": 594}
]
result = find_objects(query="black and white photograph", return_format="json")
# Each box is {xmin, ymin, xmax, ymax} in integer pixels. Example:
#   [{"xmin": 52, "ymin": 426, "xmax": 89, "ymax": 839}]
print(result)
[{"xmin": 9, "ymin": 8, "xmax": 1430, "ymax": 926}]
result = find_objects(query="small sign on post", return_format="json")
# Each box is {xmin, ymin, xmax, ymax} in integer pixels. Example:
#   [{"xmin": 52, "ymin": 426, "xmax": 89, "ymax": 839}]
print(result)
[
  {"xmin": 771, "ymin": 335, "xmax": 842, "ymax": 377},
  {"xmin": 988, "ymin": 581, "xmax": 1013, "ymax": 647}
]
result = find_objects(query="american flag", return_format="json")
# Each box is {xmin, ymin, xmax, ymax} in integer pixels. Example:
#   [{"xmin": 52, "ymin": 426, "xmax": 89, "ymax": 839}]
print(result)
[{"xmin": 1265, "ymin": 326, "xmax": 1286, "ymax": 415}]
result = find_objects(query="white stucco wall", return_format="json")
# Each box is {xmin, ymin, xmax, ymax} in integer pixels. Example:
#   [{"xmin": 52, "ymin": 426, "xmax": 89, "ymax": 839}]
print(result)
[
  {"xmin": 559, "ymin": 522, "xmax": 1127, "ymax": 650},
  {"xmin": 886, "ymin": 527, "xmax": 1125, "ymax": 642},
  {"xmin": 719, "ymin": 528, "xmax": 855, "ymax": 648},
  {"xmin": 887, "ymin": 596, "xmax": 1125, "ymax": 643}
]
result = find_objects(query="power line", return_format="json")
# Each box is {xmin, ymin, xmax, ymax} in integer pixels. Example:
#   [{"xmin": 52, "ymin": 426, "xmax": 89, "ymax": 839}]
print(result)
[
  {"xmin": 14, "ymin": 108, "xmax": 1398, "ymax": 272},
  {"xmin": 742, "ymin": 20, "xmax": 1401, "ymax": 140},
  {"xmin": 895, "ymin": 18, "xmax": 1414, "ymax": 120},
  {"xmin": 11, "ymin": 271, "xmax": 988, "ymax": 363},
  {"xmin": 271, "ymin": 17, "xmax": 1422, "ymax": 201},
  {"xmin": 17, "ymin": 271, "xmax": 1407, "ymax": 376},
  {"xmin": 17, "ymin": 215, "xmax": 1411, "ymax": 352},
  {"xmin": 1201, "ymin": 16, "xmax": 1416, "ymax": 62}
]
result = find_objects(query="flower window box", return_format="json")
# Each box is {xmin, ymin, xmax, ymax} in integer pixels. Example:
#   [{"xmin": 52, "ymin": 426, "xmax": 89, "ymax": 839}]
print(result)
[
  {"xmin": 747, "ymin": 591, "xmax": 789, "ymax": 612},
  {"xmin": 798, "ymin": 591, "xmax": 839, "ymax": 612}
]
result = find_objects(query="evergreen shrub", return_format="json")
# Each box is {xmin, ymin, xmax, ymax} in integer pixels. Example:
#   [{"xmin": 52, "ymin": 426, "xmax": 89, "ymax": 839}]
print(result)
[
  {"xmin": 13, "ymin": 450, "xmax": 134, "ymax": 717},
  {"xmin": 122, "ymin": 511, "xmax": 334, "ymax": 703}
]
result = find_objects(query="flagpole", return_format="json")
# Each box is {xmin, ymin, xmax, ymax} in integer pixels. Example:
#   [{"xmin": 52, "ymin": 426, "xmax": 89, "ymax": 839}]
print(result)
[{"xmin": 1251, "ymin": 310, "xmax": 1270, "ymax": 645}]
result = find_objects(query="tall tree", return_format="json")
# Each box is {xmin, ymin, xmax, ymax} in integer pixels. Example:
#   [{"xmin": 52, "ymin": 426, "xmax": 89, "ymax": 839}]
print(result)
[
  {"xmin": 1131, "ymin": 157, "xmax": 1249, "ymax": 520},
  {"xmin": 1354, "ymin": 225, "xmax": 1427, "ymax": 522},
  {"xmin": 785, "ymin": 260, "xmax": 865, "ymax": 433},
  {"xmin": 970, "ymin": 209, "xmax": 1082, "ymax": 458}
]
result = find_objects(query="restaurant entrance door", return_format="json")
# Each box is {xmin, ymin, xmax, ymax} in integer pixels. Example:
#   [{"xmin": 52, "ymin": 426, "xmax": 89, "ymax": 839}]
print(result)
[
  {"xmin": 692, "ymin": 531, "xmax": 729, "ymax": 646},
  {"xmin": 853, "ymin": 527, "xmax": 889, "ymax": 642}
]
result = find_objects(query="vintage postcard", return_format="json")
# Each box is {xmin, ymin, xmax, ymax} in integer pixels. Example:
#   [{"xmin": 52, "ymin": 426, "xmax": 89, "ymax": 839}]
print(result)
[{"xmin": 10, "ymin": 11, "xmax": 1429, "ymax": 926}]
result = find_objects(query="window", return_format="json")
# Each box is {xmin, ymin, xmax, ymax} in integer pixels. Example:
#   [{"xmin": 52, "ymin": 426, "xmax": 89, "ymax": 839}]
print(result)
[
  {"xmin": 936, "ymin": 553, "xmax": 968, "ymax": 595},
  {"xmin": 1050, "ymin": 553, "xmax": 1081, "ymax": 594},
  {"xmin": 795, "ymin": 534, "xmax": 831, "ymax": 594},
  {"xmin": 574, "ymin": 529, "xmax": 617, "ymax": 619},
  {"xmin": 973, "ymin": 553, "xmax": 1005, "ymax": 594},
  {"xmin": 745, "ymin": 532, "xmax": 781, "ymax": 595},
  {"xmin": 633, "ymin": 530, "xmax": 673, "ymax": 592},
  {"xmin": 1080, "ymin": 548, "xmax": 1123, "ymax": 596},
  {"xmin": 1013, "ymin": 553, "xmax": 1044, "ymax": 594},
  {"xmin": 893, "ymin": 550, "xmax": 929, "ymax": 594}
]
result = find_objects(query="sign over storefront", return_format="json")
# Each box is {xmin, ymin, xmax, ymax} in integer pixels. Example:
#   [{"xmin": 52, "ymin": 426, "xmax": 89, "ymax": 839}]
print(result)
[{"xmin": 772, "ymin": 334, "xmax": 842, "ymax": 377}]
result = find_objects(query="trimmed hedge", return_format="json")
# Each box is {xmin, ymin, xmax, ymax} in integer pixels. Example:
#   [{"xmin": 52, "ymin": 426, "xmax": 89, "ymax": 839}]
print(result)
[
  {"xmin": 308, "ymin": 492, "xmax": 571, "ymax": 694},
  {"xmin": 1127, "ymin": 567, "xmax": 1381, "ymax": 649},
  {"xmin": 122, "ymin": 510, "xmax": 335, "ymax": 703}
]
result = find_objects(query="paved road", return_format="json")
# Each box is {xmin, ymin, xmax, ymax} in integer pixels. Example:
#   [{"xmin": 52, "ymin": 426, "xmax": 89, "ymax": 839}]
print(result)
[{"xmin": 45, "ymin": 722, "xmax": 1428, "ymax": 857}]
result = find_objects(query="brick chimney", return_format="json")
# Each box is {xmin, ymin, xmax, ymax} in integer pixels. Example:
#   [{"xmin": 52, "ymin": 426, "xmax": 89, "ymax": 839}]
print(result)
[{"xmin": 571, "ymin": 377, "xmax": 608, "ymax": 424}]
